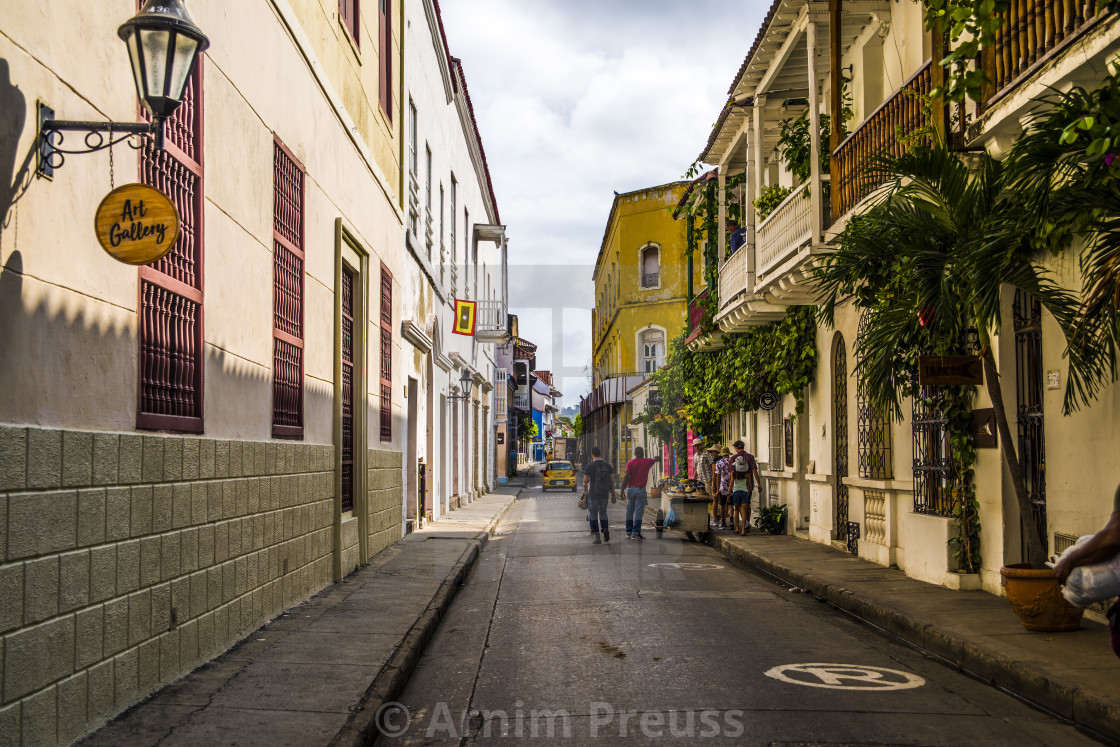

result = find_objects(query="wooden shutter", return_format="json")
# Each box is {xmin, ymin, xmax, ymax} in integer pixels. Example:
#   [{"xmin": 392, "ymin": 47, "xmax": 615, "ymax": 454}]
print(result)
[
  {"xmin": 379, "ymin": 0, "xmax": 392, "ymax": 119},
  {"xmin": 341, "ymin": 267, "xmax": 355, "ymax": 512},
  {"xmin": 272, "ymin": 139, "xmax": 305, "ymax": 438},
  {"xmin": 340, "ymin": 0, "xmax": 360, "ymax": 49},
  {"xmin": 138, "ymin": 63, "xmax": 204, "ymax": 432},
  {"xmin": 379, "ymin": 264, "xmax": 393, "ymax": 441}
]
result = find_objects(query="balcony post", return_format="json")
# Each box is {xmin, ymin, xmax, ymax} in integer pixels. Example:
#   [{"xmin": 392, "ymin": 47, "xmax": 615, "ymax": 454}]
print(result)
[
  {"xmin": 717, "ymin": 168, "xmax": 727, "ymax": 262},
  {"xmin": 751, "ymin": 97, "xmax": 765, "ymax": 293},
  {"xmin": 829, "ymin": 0, "xmax": 842, "ymax": 221},
  {"xmin": 743, "ymin": 139, "xmax": 755, "ymax": 294},
  {"xmin": 807, "ymin": 19, "xmax": 823, "ymax": 244}
]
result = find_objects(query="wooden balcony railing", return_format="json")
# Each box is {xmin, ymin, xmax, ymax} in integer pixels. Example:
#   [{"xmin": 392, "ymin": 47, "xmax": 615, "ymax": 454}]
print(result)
[
  {"xmin": 982, "ymin": 0, "xmax": 1104, "ymax": 110},
  {"xmin": 832, "ymin": 61, "xmax": 933, "ymax": 219},
  {"xmin": 757, "ymin": 177, "xmax": 830, "ymax": 279},
  {"xmin": 718, "ymin": 247, "xmax": 748, "ymax": 313},
  {"xmin": 688, "ymin": 289, "xmax": 709, "ymax": 334}
]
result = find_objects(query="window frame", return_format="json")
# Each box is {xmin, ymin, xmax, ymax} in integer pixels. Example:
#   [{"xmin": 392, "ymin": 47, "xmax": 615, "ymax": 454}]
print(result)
[
  {"xmin": 340, "ymin": 0, "xmax": 360, "ymax": 51},
  {"xmin": 378, "ymin": 0, "xmax": 392, "ymax": 121},
  {"xmin": 639, "ymin": 244, "xmax": 661, "ymax": 290},
  {"xmin": 271, "ymin": 136, "xmax": 306, "ymax": 439},
  {"xmin": 379, "ymin": 263, "xmax": 394, "ymax": 442}
]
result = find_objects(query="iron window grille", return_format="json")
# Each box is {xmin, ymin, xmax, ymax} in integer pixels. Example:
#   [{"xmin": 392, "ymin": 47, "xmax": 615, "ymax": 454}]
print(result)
[
  {"xmin": 380, "ymin": 264, "xmax": 393, "ymax": 441},
  {"xmin": 138, "ymin": 61, "xmax": 203, "ymax": 433},
  {"xmin": 856, "ymin": 312, "xmax": 893, "ymax": 479},
  {"xmin": 833, "ymin": 335, "xmax": 851, "ymax": 540},
  {"xmin": 912, "ymin": 381, "xmax": 954, "ymax": 517},
  {"xmin": 1014, "ymin": 289, "xmax": 1047, "ymax": 556},
  {"xmin": 272, "ymin": 139, "xmax": 305, "ymax": 438},
  {"xmin": 341, "ymin": 266, "xmax": 355, "ymax": 512}
]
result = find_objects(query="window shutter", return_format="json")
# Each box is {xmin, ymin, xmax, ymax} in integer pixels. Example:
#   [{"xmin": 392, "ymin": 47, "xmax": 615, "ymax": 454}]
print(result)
[
  {"xmin": 379, "ymin": 0, "xmax": 392, "ymax": 119},
  {"xmin": 379, "ymin": 265, "xmax": 393, "ymax": 441},
  {"xmin": 272, "ymin": 139, "xmax": 305, "ymax": 438},
  {"xmin": 138, "ymin": 63, "xmax": 204, "ymax": 432}
]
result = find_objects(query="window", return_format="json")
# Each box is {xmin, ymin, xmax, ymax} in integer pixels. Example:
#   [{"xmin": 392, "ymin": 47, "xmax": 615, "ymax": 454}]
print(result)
[
  {"xmin": 138, "ymin": 59, "xmax": 204, "ymax": 432},
  {"xmin": 856, "ymin": 312, "xmax": 892, "ymax": 478},
  {"xmin": 439, "ymin": 183, "xmax": 445, "ymax": 258},
  {"xmin": 340, "ymin": 0, "xmax": 359, "ymax": 49},
  {"xmin": 768, "ymin": 398, "xmax": 784, "ymax": 471},
  {"xmin": 380, "ymin": 265, "xmax": 393, "ymax": 441},
  {"xmin": 912, "ymin": 382, "xmax": 953, "ymax": 516},
  {"xmin": 450, "ymin": 175, "xmax": 457, "ymax": 262},
  {"xmin": 425, "ymin": 145, "xmax": 432, "ymax": 211},
  {"xmin": 408, "ymin": 100, "xmax": 417, "ymax": 177},
  {"xmin": 272, "ymin": 139, "xmax": 305, "ymax": 438},
  {"xmin": 640, "ymin": 245, "xmax": 660, "ymax": 288},
  {"xmin": 640, "ymin": 328, "xmax": 664, "ymax": 373},
  {"xmin": 378, "ymin": 0, "xmax": 392, "ymax": 119}
]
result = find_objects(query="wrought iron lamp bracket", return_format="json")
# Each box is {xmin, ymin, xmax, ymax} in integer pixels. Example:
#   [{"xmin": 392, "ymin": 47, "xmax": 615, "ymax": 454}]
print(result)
[{"xmin": 38, "ymin": 103, "xmax": 163, "ymax": 179}]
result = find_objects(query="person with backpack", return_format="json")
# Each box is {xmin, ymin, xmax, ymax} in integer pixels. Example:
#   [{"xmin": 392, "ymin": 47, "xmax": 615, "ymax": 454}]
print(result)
[
  {"xmin": 730, "ymin": 440, "xmax": 760, "ymax": 535},
  {"xmin": 582, "ymin": 446, "xmax": 617, "ymax": 544}
]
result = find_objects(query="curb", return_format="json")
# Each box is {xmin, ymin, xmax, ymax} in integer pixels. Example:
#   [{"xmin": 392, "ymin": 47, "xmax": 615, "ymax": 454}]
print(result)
[
  {"xmin": 708, "ymin": 533, "xmax": 1120, "ymax": 743},
  {"xmin": 330, "ymin": 497, "xmax": 518, "ymax": 747}
]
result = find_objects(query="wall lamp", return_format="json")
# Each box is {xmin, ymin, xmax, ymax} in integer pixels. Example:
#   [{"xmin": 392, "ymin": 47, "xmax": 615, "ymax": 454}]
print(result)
[
  {"xmin": 38, "ymin": 0, "xmax": 210, "ymax": 177},
  {"xmin": 448, "ymin": 370, "xmax": 475, "ymax": 401}
]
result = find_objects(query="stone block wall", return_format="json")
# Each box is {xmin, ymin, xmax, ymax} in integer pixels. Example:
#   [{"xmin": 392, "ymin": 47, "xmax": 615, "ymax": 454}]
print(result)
[
  {"xmin": 0, "ymin": 425, "xmax": 335, "ymax": 746},
  {"xmin": 368, "ymin": 449, "xmax": 403, "ymax": 555}
]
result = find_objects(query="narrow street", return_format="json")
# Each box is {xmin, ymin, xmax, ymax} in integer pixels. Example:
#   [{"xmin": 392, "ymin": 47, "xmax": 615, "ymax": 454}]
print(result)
[{"xmin": 383, "ymin": 470, "xmax": 1100, "ymax": 745}]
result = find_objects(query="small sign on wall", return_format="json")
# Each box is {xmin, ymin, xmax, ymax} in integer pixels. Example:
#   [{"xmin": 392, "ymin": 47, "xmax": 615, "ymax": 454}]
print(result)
[
  {"xmin": 971, "ymin": 408, "xmax": 998, "ymax": 448},
  {"xmin": 918, "ymin": 355, "xmax": 984, "ymax": 386},
  {"xmin": 95, "ymin": 184, "xmax": 180, "ymax": 265},
  {"xmin": 784, "ymin": 416, "xmax": 794, "ymax": 467}
]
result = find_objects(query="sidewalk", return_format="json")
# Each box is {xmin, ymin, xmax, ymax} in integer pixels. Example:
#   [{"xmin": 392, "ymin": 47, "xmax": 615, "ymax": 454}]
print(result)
[
  {"xmin": 79, "ymin": 483, "xmax": 523, "ymax": 747},
  {"xmin": 706, "ymin": 529, "xmax": 1120, "ymax": 742}
]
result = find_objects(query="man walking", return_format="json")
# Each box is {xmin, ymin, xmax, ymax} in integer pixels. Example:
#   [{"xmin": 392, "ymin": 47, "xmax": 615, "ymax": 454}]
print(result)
[
  {"xmin": 714, "ymin": 446, "xmax": 734, "ymax": 530},
  {"xmin": 621, "ymin": 446, "xmax": 657, "ymax": 540},
  {"xmin": 582, "ymin": 447, "xmax": 616, "ymax": 544},
  {"xmin": 730, "ymin": 440, "xmax": 760, "ymax": 535}
]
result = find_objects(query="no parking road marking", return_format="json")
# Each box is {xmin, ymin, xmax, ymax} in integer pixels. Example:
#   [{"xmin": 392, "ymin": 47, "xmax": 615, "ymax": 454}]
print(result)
[
  {"xmin": 647, "ymin": 562, "xmax": 725, "ymax": 570},
  {"xmin": 764, "ymin": 663, "xmax": 925, "ymax": 691}
]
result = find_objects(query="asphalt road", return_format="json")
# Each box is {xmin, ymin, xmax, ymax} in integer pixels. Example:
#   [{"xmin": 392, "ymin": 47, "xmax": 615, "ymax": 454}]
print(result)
[{"xmin": 378, "ymin": 476, "xmax": 1102, "ymax": 746}]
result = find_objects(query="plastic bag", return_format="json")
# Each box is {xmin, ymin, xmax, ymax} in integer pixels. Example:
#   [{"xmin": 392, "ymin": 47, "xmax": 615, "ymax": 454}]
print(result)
[
  {"xmin": 665, "ymin": 507, "xmax": 680, "ymax": 528},
  {"xmin": 1058, "ymin": 534, "xmax": 1120, "ymax": 607}
]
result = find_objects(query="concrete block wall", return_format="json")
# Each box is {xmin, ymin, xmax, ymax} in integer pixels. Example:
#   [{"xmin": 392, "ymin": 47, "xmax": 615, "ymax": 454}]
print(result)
[
  {"xmin": 0, "ymin": 425, "xmax": 335, "ymax": 746},
  {"xmin": 368, "ymin": 449, "xmax": 403, "ymax": 555}
]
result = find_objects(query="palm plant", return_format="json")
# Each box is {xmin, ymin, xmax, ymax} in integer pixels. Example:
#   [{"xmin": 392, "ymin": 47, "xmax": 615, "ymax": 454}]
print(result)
[{"xmin": 814, "ymin": 140, "xmax": 1080, "ymax": 567}]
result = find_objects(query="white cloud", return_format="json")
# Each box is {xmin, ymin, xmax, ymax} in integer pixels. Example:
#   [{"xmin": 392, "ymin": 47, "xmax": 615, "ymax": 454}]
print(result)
[{"xmin": 440, "ymin": 0, "xmax": 765, "ymax": 405}]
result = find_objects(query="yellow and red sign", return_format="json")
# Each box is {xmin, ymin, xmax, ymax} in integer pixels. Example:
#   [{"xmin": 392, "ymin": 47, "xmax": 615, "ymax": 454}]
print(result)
[{"xmin": 453, "ymin": 299, "xmax": 477, "ymax": 336}]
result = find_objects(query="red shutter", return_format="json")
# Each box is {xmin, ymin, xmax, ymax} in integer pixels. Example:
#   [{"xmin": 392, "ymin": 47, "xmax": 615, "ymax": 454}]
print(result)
[
  {"xmin": 341, "ymin": 267, "xmax": 355, "ymax": 512},
  {"xmin": 379, "ymin": 264, "xmax": 393, "ymax": 441},
  {"xmin": 272, "ymin": 139, "xmax": 305, "ymax": 437},
  {"xmin": 138, "ymin": 64, "xmax": 204, "ymax": 432},
  {"xmin": 340, "ymin": 0, "xmax": 360, "ymax": 49}
]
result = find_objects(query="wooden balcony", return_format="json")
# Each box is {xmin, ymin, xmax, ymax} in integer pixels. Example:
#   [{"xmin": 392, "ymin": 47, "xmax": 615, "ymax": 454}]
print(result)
[
  {"xmin": 832, "ymin": 61, "xmax": 933, "ymax": 220},
  {"xmin": 756, "ymin": 177, "xmax": 830, "ymax": 281},
  {"xmin": 688, "ymin": 289, "xmax": 709, "ymax": 335},
  {"xmin": 718, "ymin": 247, "xmax": 748, "ymax": 314},
  {"xmin": 981, "ymin": 0, "xmax": 1107, "ymax": 110}
]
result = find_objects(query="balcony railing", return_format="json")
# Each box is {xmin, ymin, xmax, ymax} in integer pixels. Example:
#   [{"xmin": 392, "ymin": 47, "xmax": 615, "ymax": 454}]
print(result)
[
  {"xmin": 982, "ymin": 0, "xmax": 1104, "ymax": 110},
  {"xmin": 718, "ymin": 246, "xmax": 748, "ymax": 311},
  {"xmin": 641, "ymin": 271, "xmax": 660, "ymax": 288},
  {"xmin": 424, "ymin": 210, "xmax": 434, "ymax": 261},
  {"xmin": 756, "ymin": 177, "xmax": 829, "ymax": 279},
  {"xmin": 408, "ymin": 173, "xmax": 420, "ymax": 238},
  {"xmin": 688, "ymin": 289, "xmax": 709, "ymax": 334},
  {"xmin": 832, "ymin": 60, "xmax": 933, "ymax": 219},
  {"xmin": 513, "ymin": 392, "xmax": 530, "ymax": 410},
  {"xmin": 475, "ymin": 298, "xmax": 507, "ymax": 343}
]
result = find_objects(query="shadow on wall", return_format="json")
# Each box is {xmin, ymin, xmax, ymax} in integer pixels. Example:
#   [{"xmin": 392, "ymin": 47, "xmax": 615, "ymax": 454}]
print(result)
[{"xmin": 0, "ymin": 57, "xmax": 37, "ymax": 247}]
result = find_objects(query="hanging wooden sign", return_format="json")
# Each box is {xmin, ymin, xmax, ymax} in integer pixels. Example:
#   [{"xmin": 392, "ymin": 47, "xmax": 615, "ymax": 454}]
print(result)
[
  {"xmin": 917, "ymin": 355, "xmax": 984, "ymax": 386},
  {"xmin": 94, "ymin": 183, "xmax": 180, "ymax": 265}
]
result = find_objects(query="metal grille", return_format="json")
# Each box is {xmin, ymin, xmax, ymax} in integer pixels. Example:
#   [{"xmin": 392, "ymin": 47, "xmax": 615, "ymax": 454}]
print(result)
[
  {"xmin": 846, "ymin": 522, "xmax": 861, "ymax": 554},
  {"xmin": 139, "ymin": 282, "xmax": 200, "ymax": 418},
  {"xmin": 641, "ymin": 272, "xmax": 660, "ymax": 288},
  {"xmin": 833, "ymin": 335, "xmax": 851, "ymax": 545},
  {"xmin": 272, "ymin": 338, "xmax": 302, "ymax": 428},
  {"xmin": 143, "ymin": 148, "xmax": 200, "ymax": 289},
  {"xmin": 1014, "ymin": 289, "xmax": 1048, "ymax": 556},
  {"xmin": 274, "ymin": 144, "xmax": 303, "ymax": 250},
  {"xmin": 138, "ymin": 60, "xmax": 202, "ymax": 431},
  {"xmin": 273, "ymin": 242, "xmax": 303, "ymax": 339},
  {"xmin": 379, "ymin": 265, "xmax": 393, "ymax": 442},
  {"xmin": 856, "ymin": 312, "xmax": 893, "ymax": 479},
  {"xmin": 912, "ymin": 382, "xmax": 953, "ymax": 516},
  {"xmin": 768, "ymin": 400, "xmax": 784, "ymax": 472},
  {"xmin": 341, "ymin": 267, "xmax": 354, "ymax": 513}
]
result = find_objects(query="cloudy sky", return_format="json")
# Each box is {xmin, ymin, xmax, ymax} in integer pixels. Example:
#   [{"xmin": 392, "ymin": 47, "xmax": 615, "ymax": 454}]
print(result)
[{"xmin": 440, "ymin": 0, "xmax": 766, "ymax": 407}]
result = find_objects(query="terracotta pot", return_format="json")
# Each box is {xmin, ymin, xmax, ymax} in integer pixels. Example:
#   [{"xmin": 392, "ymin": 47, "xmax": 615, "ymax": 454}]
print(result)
[
  {"xmin": 649, "ymin": 488, "xmax": 662, "ymax": 500},
  {"xmin": 1000, "ymin": 563, "xmax": 1084, "ymax": 632}
]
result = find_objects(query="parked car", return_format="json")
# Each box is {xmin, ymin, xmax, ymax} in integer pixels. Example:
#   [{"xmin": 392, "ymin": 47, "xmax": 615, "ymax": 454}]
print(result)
[{"xmin": 541, "ymin": 461, "xmax": 577, "ymax": 492}]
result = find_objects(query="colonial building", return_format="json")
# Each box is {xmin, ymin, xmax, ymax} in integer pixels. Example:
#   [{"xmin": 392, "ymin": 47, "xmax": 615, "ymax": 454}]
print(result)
[
  {"xmin": 583, "ymin": 182, "xmax": 694, "ymax": 473},
  {"xmin": 399, "ymin": 0, "xmax": 508, "ymax": 530},
  {"xmin": 694, "ymin": 0, "xmax": 1120, "ymax": 596}
]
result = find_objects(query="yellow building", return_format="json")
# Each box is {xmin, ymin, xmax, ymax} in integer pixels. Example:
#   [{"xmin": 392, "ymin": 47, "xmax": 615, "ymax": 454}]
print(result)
[{"xmin": 584, "ymin": 182, "xmax": 696, "ymax": 471}]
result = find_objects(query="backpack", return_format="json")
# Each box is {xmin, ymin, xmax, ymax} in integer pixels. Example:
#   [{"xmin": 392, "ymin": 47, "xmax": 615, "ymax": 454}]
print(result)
[
  {"xmin": 590, "ymin": 462, "xmax": 613, "ymax": 495},
  {"xmin": 733, "ymin": 453, "xmax": 752, "ymax": 473}
]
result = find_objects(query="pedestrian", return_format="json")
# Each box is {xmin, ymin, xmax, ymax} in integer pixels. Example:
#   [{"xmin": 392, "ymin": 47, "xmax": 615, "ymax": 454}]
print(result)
[
  {"xmin": 730, "ymin": 440, "xmax": 760, "ymax": 535},
  {"xmin": 694, "ymin": 438, "xmax": 714, "ymax": 495},
  {"xmin": 621, "ymin": 446, "xmax": 658, "ymax": 540},
  {"xmin": 701, "ymin": 444, "xmax": 721, "ymax": 525},
  {"xmin": 727, "ymin": 218, "xmax": 746, "ymax": 254},
  {"xmin": 582, "ymin": 446, "xmax": 617, "ymax": 544},
  {"xmin": 1053, "ymin": 482, "xmax": 1120, "ymax": 658},
  {"xmin": 714, "ymin": 446, "xmax": 734, "ymax": 530}
]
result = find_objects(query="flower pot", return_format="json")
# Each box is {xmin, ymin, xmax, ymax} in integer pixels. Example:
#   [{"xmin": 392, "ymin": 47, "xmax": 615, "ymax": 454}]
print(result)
[
  {"xmin": 1000, "ymin": 563, "xmax": 1084, "ymax": 632},
  {"xmin": 649, "ymin": 488, "xmax": 662, "ymax": 500}
]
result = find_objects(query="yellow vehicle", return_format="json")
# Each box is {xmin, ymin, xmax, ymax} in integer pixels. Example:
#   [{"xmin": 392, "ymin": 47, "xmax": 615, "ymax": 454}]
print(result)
[{"xmin": 542, "ymin": 461, "xmax": 577, "ymax": 492}]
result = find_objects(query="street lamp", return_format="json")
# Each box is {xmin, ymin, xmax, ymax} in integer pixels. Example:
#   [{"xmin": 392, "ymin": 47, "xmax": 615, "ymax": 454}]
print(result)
[
  {"xmin": 39, "ymin": 0, "xmax": 210, "ymax": 176},
  {"xmin": 449, "ymin": 369, "xmax": 474, "ymax": 401}
]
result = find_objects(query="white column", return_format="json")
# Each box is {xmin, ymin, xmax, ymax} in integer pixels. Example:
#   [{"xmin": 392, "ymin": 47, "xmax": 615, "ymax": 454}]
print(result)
[
  {"xmin": 806, "ymin": 20, "xmax": 823, "ymax": 244},
  {"xmin": 750, "ymin": 98, "xmax": 765, "ymax": 293},
  {"xmin": 717, "ymin": 168, "xmax": 727, "ymax": 262}
]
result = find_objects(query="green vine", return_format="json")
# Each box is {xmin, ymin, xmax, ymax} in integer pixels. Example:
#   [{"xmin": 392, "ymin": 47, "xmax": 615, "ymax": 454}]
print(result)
[{"xmin": 754, "ymin": 184, "xmax": 794, "ymax": 222}]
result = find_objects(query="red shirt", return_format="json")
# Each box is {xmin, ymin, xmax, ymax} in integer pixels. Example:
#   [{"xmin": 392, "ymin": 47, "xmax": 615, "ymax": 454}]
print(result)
[{"xmin": 622, "ymin": 457, "xmax": 657, "ymax": 488}]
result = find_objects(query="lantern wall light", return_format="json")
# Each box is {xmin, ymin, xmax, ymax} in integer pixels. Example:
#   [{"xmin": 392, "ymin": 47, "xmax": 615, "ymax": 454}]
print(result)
[
  {"xmin": 38, "ymin": 0, "xmax": 210, "ymax": 178},
  {"xmin": 448, "ymin": 370, "xmax": 475, "ymax": 401}
]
